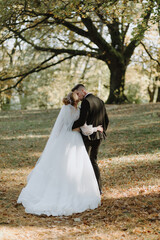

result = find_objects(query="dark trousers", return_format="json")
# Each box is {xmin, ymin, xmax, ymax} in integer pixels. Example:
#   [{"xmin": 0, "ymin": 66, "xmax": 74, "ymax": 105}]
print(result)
[{"xmin": 83, "ymin": 137, "xmax": 102, "ymax": 193}]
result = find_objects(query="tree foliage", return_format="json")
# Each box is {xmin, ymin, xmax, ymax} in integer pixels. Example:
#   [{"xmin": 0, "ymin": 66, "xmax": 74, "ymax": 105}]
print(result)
[{"xmin": 0, "ymin": 0, "xmax": 159, "ymax": 103}]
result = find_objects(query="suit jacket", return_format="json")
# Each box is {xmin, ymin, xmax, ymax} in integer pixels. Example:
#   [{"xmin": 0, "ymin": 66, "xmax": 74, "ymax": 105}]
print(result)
[{"xmin": 72, "ymin": 94, "xmax": 109, "ymax": 140}]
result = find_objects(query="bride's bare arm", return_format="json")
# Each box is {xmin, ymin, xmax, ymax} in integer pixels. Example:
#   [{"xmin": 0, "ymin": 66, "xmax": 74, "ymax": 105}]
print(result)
[{"xmin": 72, "ymin": 127, "xmax": 80, "ymax": 132}]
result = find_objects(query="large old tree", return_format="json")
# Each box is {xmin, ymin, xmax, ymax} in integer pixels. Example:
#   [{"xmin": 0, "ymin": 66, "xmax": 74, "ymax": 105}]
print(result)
[{"xmin": 0, "ymin": 0, "xmax": 159, "ymax": 103}]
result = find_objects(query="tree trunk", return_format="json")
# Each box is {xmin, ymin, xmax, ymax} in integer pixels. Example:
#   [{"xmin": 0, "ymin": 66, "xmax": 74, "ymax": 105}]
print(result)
[
  {"xmin": 106, "ymin": 62, "xmax": 128, "ymax": 104},
  {"xmin": 156, "ymin": 87, "xmax": 160, "ymax": 102},
  {"xmin": 147, "ymin": 83, "xmax": 156, "ymax": 102}
]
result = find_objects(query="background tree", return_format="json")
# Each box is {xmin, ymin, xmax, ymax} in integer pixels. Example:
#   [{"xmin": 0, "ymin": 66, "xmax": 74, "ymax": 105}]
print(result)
[
  {"xmin": 140, "ymin": 42, "xmax": 160, "ymax": 103},
  {"xmin": 155, "ymin": 0, "xmax": 160, "ymax": 102},
  {"xmin": 0, "ymin": 0, "xmax": 159, "ymax": 103}
]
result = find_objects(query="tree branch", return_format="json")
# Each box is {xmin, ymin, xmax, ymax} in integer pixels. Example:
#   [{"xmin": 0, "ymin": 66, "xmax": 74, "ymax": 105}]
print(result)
[
  {"xmin": 107, "ymin": 19, "xmax": 122, "ymax": 50},
  {"xmin": 0, "ymin": 35, "xmax": 12, "ymax": 45},
  {"xmin": 56, "ymin": 37, "xmax": 98, "ymax": 51},
  {"xmin": 24, "ymin": 10, "xmax": 90, "ymax": 39},
  {"xmin": 80, "ymin": 15, "xmax": 116, "ymax": 59},
  {"xmin": 0, "ymin": 55, "xmax": 75, "ymax": 93},
  {"xmin": 54, "ymin": 19, "xmax": 90, "ymax": 39},
  {"xmin": 14, "ymin": 16, "xmax": 49, "ymax": 34},
  {"xmin": 124, "ymin": 0, "xmax": 154, "ymax": 61},
  {"xmin": 140, "ymin": 41, "xmax": 160, "ymax": 66},
  {"xmin": 6, "ymin": 26, "xmax": 100, "ymax": 58},
  {"xmin": 81, "ymin": 16, "xmax": 108, "ymax": 51},
  {"xmin": 122, "ymin": 23, "xmax": 130, "ymax": 46},
  {"xmin": 0, "ymin": 54, "xmax": 57, "ymax": 81}
]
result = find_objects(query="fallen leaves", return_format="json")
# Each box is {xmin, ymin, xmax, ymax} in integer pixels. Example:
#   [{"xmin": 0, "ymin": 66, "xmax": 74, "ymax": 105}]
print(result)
[{"xmin": 0, "ymin": 103, "xmax": 160, "ymax": 239}]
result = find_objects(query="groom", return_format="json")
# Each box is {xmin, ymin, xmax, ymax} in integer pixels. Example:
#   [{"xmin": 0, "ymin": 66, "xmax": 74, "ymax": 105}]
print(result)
[{"xmin": 72, "ymin": 84, "xmax": 109, "ymax": 194}]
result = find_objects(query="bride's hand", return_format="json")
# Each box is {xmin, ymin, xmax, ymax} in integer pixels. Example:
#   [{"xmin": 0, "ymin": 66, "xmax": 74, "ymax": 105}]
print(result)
[
  {"xmin": 97, "ymin": 125, "xmax": 103, "ymax": 132},
  {"xmin": 73, "ymin": 127, "xmax": 80, "ymax": 132}
]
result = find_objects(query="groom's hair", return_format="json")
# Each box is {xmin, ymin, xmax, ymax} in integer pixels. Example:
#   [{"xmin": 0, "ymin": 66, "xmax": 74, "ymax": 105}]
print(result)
[{"xmin": 72, "ymin": 84, "xmax": 85, "ymax": 92}]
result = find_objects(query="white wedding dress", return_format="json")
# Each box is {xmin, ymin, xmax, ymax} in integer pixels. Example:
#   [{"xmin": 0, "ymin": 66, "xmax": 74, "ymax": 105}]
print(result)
[{"xmin": 17, "ymin": 104, "xmax": 101, "ymax": 216}]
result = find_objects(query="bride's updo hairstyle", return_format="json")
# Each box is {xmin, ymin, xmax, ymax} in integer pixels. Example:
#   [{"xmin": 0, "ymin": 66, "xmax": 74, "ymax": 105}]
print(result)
[{"xmin": 63, "ymin": 92, "xmax": 79, "ymax": 106}]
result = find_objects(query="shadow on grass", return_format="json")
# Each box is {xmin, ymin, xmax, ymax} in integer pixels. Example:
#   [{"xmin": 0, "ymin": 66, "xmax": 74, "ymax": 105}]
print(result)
[
  {"xmin": 100, "ymin": 141, "xmax": 159, "ymax": 160},
  {"xmin": 1, "ymin": 188, "xmax": 159, "ymax": 235},
  {"xmin": 102, "ymin": 158, "xmax": 160, "ymax": 189}
]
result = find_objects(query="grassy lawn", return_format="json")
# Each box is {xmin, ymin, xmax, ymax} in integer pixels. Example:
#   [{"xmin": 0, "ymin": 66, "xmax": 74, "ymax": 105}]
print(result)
[{"xmin": 0, "ymin": 103, "xmax": 160, "ymax": 240}]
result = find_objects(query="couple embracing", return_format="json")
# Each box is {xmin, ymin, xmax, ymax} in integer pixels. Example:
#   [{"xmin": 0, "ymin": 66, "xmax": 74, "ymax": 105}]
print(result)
[{"xmin": 17, "ymin": 84, "xmax": 109, "ymax": 216}]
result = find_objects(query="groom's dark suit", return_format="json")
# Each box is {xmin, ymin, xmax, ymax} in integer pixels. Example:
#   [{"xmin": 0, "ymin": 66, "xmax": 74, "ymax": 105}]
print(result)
[{"xmin": 72, "ymin": 93, "xmax": 109, "ymax": 193}]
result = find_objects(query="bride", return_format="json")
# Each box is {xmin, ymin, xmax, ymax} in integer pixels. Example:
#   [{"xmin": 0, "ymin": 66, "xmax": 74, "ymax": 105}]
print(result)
[{"xmin": 17, "ymin": 92, "xmax": 102, "ymax": 216}]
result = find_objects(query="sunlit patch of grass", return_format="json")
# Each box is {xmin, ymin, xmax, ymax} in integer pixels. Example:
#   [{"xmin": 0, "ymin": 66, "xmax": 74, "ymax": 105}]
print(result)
[{"xmin": 1, "ymin": 134, "xmax": 49, "ymax": 141}]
